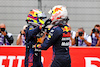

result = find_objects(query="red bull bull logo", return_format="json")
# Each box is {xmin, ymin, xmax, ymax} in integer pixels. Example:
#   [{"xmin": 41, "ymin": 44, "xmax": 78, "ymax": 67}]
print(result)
[
  {"xmin": 55, "ymin": 7, "xmax": 62, "ymax": 12},
  {"xmin": 53, "ymin": 7, "xmax": 62, "ymax": 14},
  {"xmin": 62, "ymin": 26, "xmax": 71, "ymax": 37},
  {"xmin": 63, "ymin": 26, "xmax": 70, "ymax": 32}
]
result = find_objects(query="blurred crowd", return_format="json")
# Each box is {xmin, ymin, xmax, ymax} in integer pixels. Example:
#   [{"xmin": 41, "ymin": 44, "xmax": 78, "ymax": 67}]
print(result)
[
  {"xmin": 0, "ymin": 23, "xmax": 99, "ymax": 46},
  {"xmin": 0, "ymin": 23, "xmax": 14, "ymax": 45},
  {"xmin": 70, "ymin": 24, "xmax": 100, "ymax": 46}
]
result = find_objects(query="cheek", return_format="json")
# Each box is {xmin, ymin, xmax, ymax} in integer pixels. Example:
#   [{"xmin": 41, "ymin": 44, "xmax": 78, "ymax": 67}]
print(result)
[
  {"xmin": 24, "ymin": 32, "xmax": 25, "ymax": 34},
  {"xmin": 94, "ymin": 33, "xmax": 97, "ymax": 36}
]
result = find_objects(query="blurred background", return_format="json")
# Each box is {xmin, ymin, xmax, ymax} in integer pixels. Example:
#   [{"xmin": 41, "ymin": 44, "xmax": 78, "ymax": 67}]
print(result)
[{"xmin": 0, "ymin": 0, "xmax": 100, "ymax": 45}]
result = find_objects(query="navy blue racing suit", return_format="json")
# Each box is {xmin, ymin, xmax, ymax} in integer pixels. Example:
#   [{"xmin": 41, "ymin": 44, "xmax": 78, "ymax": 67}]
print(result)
[
  {"xmin": 40, "ymin": 25, "xmax": 71, "ymax": 67},
  {"xmin": 25, "ymin": 24, "xmax": 43, "ymax": 67}
]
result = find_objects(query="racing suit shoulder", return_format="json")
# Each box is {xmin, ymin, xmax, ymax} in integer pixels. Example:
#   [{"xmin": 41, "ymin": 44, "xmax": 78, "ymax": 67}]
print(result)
[
  {"xmin": 51, "ymin": 26, "xmax": 63, "ymax": 34},
  {"xmin": 25, "ymin": 26, "xmax": 41, "ymax": 43}
]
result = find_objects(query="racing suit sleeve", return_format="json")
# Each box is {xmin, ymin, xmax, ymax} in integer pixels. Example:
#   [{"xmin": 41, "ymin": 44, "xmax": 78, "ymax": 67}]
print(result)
[
  {"xmin": 41, "ymin": 27, "xmax": 62, "ymax": 50},
  {"xmin": 27, "ymin": 26, "xmax": 41, "ymax": 40},
  {"xmin": 29, "ymin": 26, "xmax": 41, "ymax": 35}
]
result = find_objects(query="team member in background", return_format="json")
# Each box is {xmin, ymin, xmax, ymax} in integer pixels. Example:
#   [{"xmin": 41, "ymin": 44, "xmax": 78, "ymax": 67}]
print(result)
[
  {"xmin": 72, "ymin": 27, "xmax": 91, "ymax": 46},
  {"xmin": 90, "ymin": 24, "xmax": 100, "ymax": 46},
  {"xmin": 0, "ymin": 23, "xmax": 14, "ymax": 45},
  {"xmin": 25, "ymin": 9, "xmax": 47, "ymax": 67},
  {"xmin": 16, "ymin": 25, "xmax": 27, "ymax": 46},
  {"xmin": 34, "ymin": 5, "xmax": 71, "ymax": 67}
]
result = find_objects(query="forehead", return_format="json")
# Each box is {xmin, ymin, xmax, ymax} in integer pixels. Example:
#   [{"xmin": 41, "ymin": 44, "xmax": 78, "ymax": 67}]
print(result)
[
  {"xmin": 0, "ymin": 24, "xmax": 5, "ymax": 28},
  {"xmin": 95, "ymin": 26, "xmax": 100, "ymax": 29},
  {"xmin": 78, "ymin": 29, "xmax": 83, "ymax": 31},
  {"xmin": 95, "ymin": 26, "xmax": 100, "ymax": 31}
]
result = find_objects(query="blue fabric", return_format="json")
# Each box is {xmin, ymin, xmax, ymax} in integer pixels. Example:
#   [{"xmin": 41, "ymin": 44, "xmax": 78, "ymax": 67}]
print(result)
[{"xmin": 25, "ymin": 25, "xmax": 42, "ymax": 67}]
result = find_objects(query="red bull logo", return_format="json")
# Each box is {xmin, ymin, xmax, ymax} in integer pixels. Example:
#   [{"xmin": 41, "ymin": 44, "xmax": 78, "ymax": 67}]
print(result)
[
  {"xmin": 55, "ymin": 7, "xmax": 62, "ymax": 12},
  {"xmin": 63, "ymin": 26, "xmax": 70, "ymax": 32},
  {"xmin": 53, "ymin": 7, "xmax": 62, "ymax": 14},
  {"xmin": 62, "ymin": 26, "xmax": 71, "ymax": 37}
]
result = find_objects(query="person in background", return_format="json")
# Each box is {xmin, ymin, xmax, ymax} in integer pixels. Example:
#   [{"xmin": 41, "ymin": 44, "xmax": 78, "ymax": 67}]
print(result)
[
  {"xmin": 16, "ymin": 25, "xmax": 27, "ymax": 46},
  {"xmin": 72, "ymin": 27, "xmax": 91, "ymax": 46},
  {"xmin": 67, "ymin": 24, "xmax": 76, "ymax": 46},
  {"xmin": 90, "ymin": 24, "xmax": 100, "ymax": 46},
  {"xmin": 0, "ymin": 23, "xmax": 14, "ymax": 45}
]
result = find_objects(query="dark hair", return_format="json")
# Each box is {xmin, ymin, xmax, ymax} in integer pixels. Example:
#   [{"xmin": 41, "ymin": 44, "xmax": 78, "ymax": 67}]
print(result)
[
  {"xmin": 78, "ymin": 27, "xmax": 84, "ymax": 32},
  {"xmin": 94, "ymin": 24, "xmax": 100, "ymax": 27}
]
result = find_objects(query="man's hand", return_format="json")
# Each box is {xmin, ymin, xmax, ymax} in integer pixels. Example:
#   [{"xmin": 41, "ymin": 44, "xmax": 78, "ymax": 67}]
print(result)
[
  {"xmin": 1, "ymin": 31, "xmax": 7, "ymax": 36},
  {"xmin": 95, "ymin": 33, "xmax": 99, "ymax": 39},
  {"xmin": 34, "ymin": 44, "xmax": 41, "ymax": 48},
  {"xmin": 42, "ymin": 19, "xmax": 52, "ymax": 31},
  {"xmin": 20, "ymin": 30, "xmax": 25, "ymax": 35},
  {"xmin": 45, "ymin": 19, "xmax": 52, "ymax": 26},
  {"xmin": 75, "ymin": 32, "xmax": 79, "ymax": 37},
  {"xmin": 79, "ymin": 34, "xmax": 85, "ymax": 40}
]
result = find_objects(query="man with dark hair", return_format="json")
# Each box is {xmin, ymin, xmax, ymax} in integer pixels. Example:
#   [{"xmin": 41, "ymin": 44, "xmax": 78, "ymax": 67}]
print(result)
[
  {"xmin": 72, "ymin": 27, "xmax": 91, "ymax": 46},
  {"xmin": 90, "ymin": 24, "xmax": 100, "ymax": 46}
]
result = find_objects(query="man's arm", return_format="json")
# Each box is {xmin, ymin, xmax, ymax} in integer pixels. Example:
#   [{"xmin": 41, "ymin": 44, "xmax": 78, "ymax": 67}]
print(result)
[
  {"xmin": 25, "ymin": 26, "xmax": 42, "ymax": 43},
  {"xmin": 5, "ymin": 34, "xmax": 14, "ymax": 44},
  {"xmin": 71, "ymin": 37, "xmax": 76, "ymax": 45},
  {"xmin": 83, "ymin": 39, "xmax": 91, "ymax": 46},
  {"xmin": 96, "ymin": 36, "xmax": 100, "ymax": 46},
  {"xmin": 71, "ymin": 32, "xmax": 78, "ymax": 45},
  {"xmin": 80, "ymin": 35, "xmax": 91, "ymax": 46},
  {"xmin": 28, "ymin": 26, "xmax": 41, "ymax": 37},
  {"xmin": 16, "ymin": 34, "xmax": 21, "ymax": 45},
  {"xmin": 41, "ymin": 27, "xmax": 62, "ymax": 50},
  {"xmin": 1, "ymin": 31, "xmax": 14, "ymax": 45}
]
